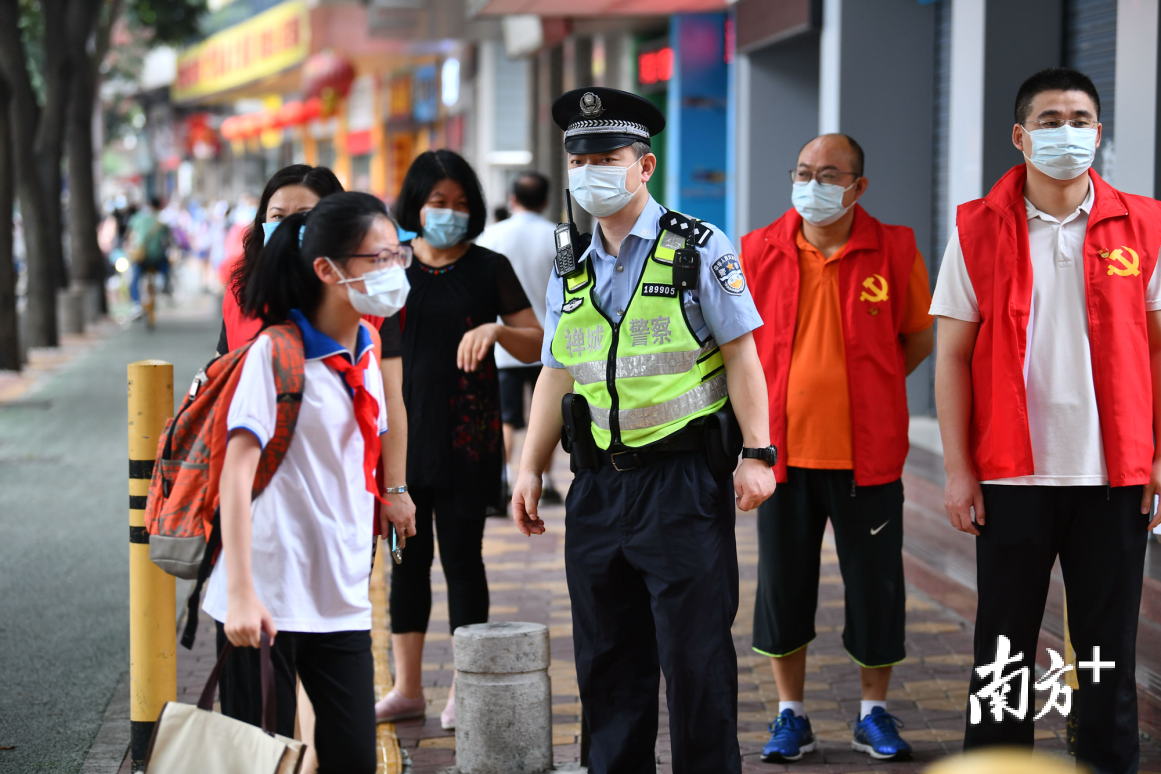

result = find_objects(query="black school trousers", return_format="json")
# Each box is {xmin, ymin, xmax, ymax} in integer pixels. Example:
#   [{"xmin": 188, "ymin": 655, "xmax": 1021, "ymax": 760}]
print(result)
[
  {"xmin": 216, "ymin": 626, "xmax": 377, "ymax": 774},
  {"xmin": 565, "ymin": 451, "xmax": 741, "ymax": 774},
  {"xmin": 964, "ymin": 484, "xmax": 1149, "ymax": 774}
]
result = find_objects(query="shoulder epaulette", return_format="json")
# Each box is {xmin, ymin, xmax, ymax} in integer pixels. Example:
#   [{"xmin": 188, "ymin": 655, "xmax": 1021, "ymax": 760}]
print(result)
[{"xmin": 660, "ymin": 210, "xmax": 713, "ymax": 248}]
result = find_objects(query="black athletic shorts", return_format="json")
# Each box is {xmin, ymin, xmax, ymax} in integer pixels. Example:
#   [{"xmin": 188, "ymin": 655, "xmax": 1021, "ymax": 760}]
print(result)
[
  {"xmin": 497, "ymin": 365, "xmax": 541, "ymax": 428},
  {"xmin": 752, "ymin": 466, "xmax": 906, "ymax": 667}
]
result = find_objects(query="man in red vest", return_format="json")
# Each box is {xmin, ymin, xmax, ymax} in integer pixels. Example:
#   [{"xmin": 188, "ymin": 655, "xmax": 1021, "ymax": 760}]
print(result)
[
  {"xmin": 742, "ymin": 134, "xmax": 934, "ymax": 763},
  {"xmin": 932, "ymin": 68, "xmax": 1161, "ymax": 774}
]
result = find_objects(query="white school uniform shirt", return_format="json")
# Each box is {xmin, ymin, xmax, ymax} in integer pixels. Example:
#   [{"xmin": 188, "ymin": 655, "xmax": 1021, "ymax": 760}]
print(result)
[
  {"xmin": 475, "ymin": 209, "xmax": 557, "ymax": 368},
  {"xmin": 930, "ymin": 176, "xmax": 1161, "ymax": 485},
  {"xmin": 203, "ymin": 310, "xmax": 388, "ymax": 632}
]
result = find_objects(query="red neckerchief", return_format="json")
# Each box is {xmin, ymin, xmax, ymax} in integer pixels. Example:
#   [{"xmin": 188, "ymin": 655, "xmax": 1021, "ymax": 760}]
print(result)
[{"xmin": 321, "ymin": 349, "xmax": 383, "ymax": 503}]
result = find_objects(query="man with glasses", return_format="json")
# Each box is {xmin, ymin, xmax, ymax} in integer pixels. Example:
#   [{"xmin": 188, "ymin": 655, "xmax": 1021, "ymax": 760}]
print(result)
[
  {"xmin": 741, "ymin": 133, "xmax": 934, "ymax": 763},
  {"xmin": 932, "ymin": 68, "xmax": 1161, "ymax": 774}
]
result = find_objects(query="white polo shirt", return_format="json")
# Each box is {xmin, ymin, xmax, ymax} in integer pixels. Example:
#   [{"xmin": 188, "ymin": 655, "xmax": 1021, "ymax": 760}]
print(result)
[
  {"xmin": 203, "ymin": 311, "xmax": 387, "ymax": 632},
  {"xmin": 931, "ymin": 176, "xmax": 1161, "ymax": 485},
  {"xmin": 475, "ymin": 210, "xmax": 557, "ymax": 368}
]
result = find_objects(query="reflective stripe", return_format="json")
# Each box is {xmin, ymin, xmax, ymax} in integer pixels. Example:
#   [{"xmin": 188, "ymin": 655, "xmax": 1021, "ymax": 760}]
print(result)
[
  {"xmin": 590, "ymin": 372, "xmax": 728, "ymax": 432},
  {"xmin": 566, "ymin": 341, "xmax": 718, "ymax": 386}
]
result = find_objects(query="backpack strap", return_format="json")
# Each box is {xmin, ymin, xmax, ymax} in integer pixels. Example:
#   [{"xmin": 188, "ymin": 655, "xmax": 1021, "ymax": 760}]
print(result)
[
  {"xmin": 366, "ymin": 320, "xmax": 383, "ymax": 361},
  {"xmin": 251, "ymin": 321, "xmax": 306, "ymax": 497},
  {"xmin": 181, "ymin": 507, "xmax": 221, "ymax": 650}
]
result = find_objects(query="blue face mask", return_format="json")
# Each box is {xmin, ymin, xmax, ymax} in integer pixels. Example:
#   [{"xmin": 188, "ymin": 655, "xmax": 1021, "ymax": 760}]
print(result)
[
  {"xmin": 421, "ymin": 208, "xmax": 469, "ymax": 249},
  {"xmin": 791, "ymin": 179, "xmax": 856, "ymax": 227},
  {"xmin": 1022, "ymin": 125, "xmax": 1097, "ymax": 180},
  {"xmin": 262, "ymin": 220, "xmax": 306, "ymax": 246}
]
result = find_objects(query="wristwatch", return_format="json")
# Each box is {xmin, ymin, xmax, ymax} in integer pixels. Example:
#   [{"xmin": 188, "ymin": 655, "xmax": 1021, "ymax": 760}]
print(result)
[
  {"xmin": 383, "ymin": 485, "xmax": 408, "ymax": 494},
  {"xmin": 741, "ymin": 446, "xmax": 778, "ymax": 466}
]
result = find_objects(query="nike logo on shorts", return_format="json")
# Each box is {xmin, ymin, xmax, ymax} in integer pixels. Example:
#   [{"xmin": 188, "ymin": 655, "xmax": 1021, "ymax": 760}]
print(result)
[{"xmin": 870, "ymin": 521, "xmax": 889, "ymax": 535}]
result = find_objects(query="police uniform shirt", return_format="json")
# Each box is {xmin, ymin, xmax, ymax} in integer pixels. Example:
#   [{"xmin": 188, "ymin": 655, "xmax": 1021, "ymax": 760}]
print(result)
[{"xmin": 541, "ymin": 196, "xmax": 763, "ymax": 367}]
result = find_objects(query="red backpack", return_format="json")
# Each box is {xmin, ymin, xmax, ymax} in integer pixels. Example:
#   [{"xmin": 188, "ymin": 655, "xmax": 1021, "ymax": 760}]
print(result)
[
  {"xmin": 145, "ymin": 322, "xmax": 306, "ymax": 648},
  {"xmin": 146, "ymin": 319, "xmax": 385, "ymax": 648}
]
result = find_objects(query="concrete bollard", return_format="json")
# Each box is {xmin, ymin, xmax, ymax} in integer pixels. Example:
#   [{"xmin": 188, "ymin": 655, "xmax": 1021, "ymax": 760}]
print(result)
[
  {"xmin": 82, "ymin": 283, "xmax": 102, "ymax": 324},
  {"xmin": 57, "ymin": 287, "xmax": 85, "ymax": 335},
  {"xmin": 17, "ymin": 309, "xmax": 28, "ymax": 365},
  {"xmin": 454, "ymin": 622, "xmax": 553, "ymax": 774}
]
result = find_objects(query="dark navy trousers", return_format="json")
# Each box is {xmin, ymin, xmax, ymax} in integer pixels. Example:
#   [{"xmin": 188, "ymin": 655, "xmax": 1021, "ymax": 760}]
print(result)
[{"xmin": 565, "ymin": 451, "xmax": 741, "ymax": 774}]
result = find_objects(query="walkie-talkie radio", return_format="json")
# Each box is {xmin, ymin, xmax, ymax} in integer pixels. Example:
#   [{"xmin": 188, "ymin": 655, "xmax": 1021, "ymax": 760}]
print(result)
[{"xmin": 554, "ymin": 190, "xmax": 591, "ymax": 278}]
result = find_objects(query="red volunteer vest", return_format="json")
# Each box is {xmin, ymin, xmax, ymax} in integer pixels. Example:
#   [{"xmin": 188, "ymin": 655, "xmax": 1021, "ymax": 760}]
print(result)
[
  {"xmin": 742, "ymin": 205, "xmax": 916, "ymax": 486},
  {"xmin": 958, "ymin": 165, "xmax": 1161, "ymax": 485}
]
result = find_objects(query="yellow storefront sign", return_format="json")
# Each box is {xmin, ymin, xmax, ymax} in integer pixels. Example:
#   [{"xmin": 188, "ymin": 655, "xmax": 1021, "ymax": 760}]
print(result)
[{"xmin": 173, "ymin": 0, "xmax": 310, "ymax": 103}]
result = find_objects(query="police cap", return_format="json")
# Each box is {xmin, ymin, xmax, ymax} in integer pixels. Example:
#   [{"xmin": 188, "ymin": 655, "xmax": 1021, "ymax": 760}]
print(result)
[{"xmin": 552, "ymin": 87, "xmax": 666, "ymax": 155}]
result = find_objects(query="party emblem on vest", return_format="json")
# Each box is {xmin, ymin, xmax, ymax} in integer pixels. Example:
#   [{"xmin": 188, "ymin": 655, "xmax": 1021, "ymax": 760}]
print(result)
[
  {"xmin": 712, "ymin": 254, "xmax": 745, "ymax": 295},
  {"xmin": 860, "ymin": 274, "xmax": 889, "ymax": 303},
  {"xmin": 1100, "ymin": 246, "xmax": 1141, "ymax": 277}
]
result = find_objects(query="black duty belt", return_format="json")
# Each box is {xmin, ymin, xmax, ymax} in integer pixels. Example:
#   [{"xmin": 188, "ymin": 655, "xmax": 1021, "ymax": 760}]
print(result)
[{"xmin": 598, "ymin": 422, "xmax": 706, "ymax": 472}]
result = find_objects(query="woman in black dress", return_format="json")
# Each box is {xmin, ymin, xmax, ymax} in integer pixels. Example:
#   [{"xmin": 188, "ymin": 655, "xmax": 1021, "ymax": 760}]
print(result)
[{"xmin": 375, "ymin": 150, "xmax": 542, "ymax": 730}]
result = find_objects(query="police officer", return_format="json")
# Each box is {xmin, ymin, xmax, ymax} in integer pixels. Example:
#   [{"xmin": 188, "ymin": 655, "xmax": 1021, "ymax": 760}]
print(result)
[{"xmin": 511, "ymin": 87, "xmax": 777, "ymax": 774}]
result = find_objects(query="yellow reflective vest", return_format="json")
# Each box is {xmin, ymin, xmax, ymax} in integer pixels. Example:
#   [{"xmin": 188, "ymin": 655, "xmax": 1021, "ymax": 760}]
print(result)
[{"xmin": 551, "ymin": 228, "xmax": 727, "ymax": 450}]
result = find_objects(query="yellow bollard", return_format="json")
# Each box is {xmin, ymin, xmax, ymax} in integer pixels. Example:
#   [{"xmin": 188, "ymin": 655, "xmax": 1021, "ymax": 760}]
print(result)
[{"xmin": 128, "ymin": 360, "xmax": 176, "ymax": 771}]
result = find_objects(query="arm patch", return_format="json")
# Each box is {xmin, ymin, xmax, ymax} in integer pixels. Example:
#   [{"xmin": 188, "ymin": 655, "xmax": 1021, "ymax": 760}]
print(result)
[{"xmin": 711, "ymin": 254, "xmax": 746, "ymax": 295}]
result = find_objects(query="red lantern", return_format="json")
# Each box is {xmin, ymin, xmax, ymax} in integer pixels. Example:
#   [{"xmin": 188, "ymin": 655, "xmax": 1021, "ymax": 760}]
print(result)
[
  {"xmin": 302, "ymin": 51, "xmax": 356, "ymax": 102},
  {"xmin": 258, "ymin": 110, "xmax": 279, "ymax": 133},
  {"xmin": 302, "ymin": 96, "xmax": 322, "ymax": 121},
  {"xmin": 238, "ymin": 114, "xmax": 261, "ymax": 139},
  {"xmin": 220, "ymin": 116, "xmax": 240, "ymax": 141},
  {"xmin": 277, "ymin": 100, "xmax": 306, "ymax": 127}
]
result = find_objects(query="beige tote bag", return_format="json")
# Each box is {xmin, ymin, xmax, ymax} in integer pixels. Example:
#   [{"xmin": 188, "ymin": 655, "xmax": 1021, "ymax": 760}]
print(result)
[{"xmin": 144, "ymin": 633, "xmax": 305, "ymax": 774}]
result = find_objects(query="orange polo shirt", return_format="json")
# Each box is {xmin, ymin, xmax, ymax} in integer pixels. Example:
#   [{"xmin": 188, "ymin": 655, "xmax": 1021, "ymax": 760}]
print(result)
[{"xmin": 785, "ymin": 229, "xmax": 934, "ymax": 469}]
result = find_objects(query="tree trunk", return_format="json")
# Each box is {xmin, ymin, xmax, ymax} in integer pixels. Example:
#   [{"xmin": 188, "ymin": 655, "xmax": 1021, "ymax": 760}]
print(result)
[
  {"xmin": 67, "ymin": 50, "xmax": 105, "ymax": 313},
  {"xmin": 36, "ymin": 0, "xmax": 74, "ymax": 293},
  {"xmin": 0, "ymin": 74, "xmax": 19, "ymax": 371},
  {"xmin": 0, "ymin": 0, "xmax": 57, "ymax": 348}
]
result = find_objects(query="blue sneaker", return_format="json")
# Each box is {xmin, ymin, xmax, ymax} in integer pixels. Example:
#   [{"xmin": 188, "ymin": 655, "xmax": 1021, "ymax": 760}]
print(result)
[
  {"xmin": 761, "ymin": 708, "xmax": 816, "ymax": 763},
  {"xmin": 851, "ymin": 706, "xmax": 912, "ymax": 761}
]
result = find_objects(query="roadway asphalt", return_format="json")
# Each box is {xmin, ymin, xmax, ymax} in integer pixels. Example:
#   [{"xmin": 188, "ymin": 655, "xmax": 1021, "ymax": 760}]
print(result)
[{"xmin": 0, "ymin": 312, "xmax": 218, "ymax": 773}]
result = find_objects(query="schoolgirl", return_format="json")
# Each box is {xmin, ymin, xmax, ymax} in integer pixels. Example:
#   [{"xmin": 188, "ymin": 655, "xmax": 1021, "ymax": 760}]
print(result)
[
  {"xmin": 212, "ymin": 167, "xmax": 415, "ymax": 740},
  {"xmin": 202, "ymin": 191, "xmax": 417, "ymax": 773}
]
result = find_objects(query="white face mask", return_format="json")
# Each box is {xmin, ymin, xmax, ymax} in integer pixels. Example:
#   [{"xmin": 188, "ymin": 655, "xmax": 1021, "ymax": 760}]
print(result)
[
  {"xmin": 326, "ymin": 258, "xmax": 411, "ymax": 317},
  {"xmin": 791, "ymin": 179, "xmax": 856, "ymax": 226},
  {"xmin": 568, "ymin": 158, "xmax": 644, "ymax": 218},
  {"xmin": 1022, "ymin": 124, "xmax": 1098, "ymax": 180}
]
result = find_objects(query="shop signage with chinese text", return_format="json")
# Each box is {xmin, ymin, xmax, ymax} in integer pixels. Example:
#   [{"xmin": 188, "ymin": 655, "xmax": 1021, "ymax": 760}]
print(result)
[{"xmin": 173, "ymin": 0, "xmax": 310, "ymax": 103}]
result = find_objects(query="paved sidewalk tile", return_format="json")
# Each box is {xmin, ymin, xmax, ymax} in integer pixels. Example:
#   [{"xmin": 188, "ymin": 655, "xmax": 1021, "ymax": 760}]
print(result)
[
  {"xmin": 401, "ymin": 461, "xmax": 1161, "ymax": 773},
  {"xmin": 132, "ymin": 424, "xmax": 1161, "ymax": 774}
]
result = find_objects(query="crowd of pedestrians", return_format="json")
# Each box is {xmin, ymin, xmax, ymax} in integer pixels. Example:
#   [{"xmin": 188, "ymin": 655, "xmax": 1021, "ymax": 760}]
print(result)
[
  {"xmin": 143, "ymin": 66, "xmax": 1159, "ymax": 774},
  {"xmin": 95, "ymin": 189, "xmax": 265, "ymax": 321}
]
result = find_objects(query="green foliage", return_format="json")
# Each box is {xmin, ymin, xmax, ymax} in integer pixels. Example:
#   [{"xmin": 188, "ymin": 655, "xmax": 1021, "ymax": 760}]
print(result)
[
  {"xmin": 13, "ymin": 0, "xmax": 207, "ymax": 108},
  {"xmin": 127, "ymin": 0, "xmax": 208, "ymax": 45},
  {"xmin": 18, "ymin": 0, "xmax": 46, "ymax": 104}
]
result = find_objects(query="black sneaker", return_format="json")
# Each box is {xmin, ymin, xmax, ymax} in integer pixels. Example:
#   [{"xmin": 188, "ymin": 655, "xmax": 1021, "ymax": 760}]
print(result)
[{"xmin": 541, "ymin": 485, "xmax": 563, "ymax": 505}]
